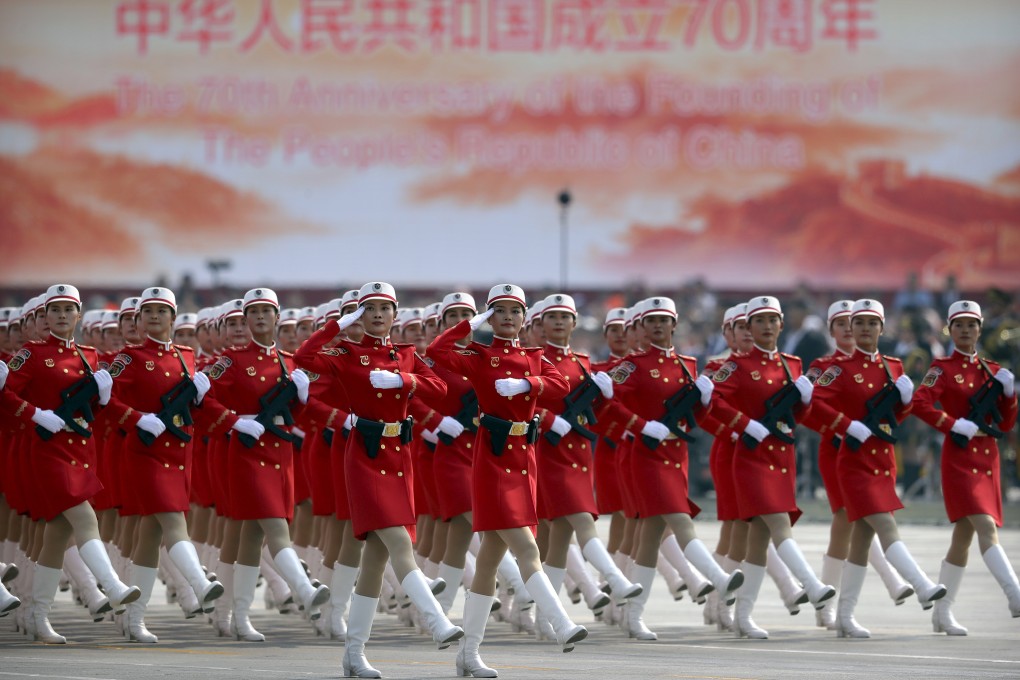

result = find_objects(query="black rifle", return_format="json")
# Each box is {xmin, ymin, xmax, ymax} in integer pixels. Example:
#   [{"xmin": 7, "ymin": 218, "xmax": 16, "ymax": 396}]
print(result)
[
  {"xmin": 237, "ymin": 379, "xmax": 298, "ymax": 449},
  {"xmin": 643, "ymin": 357, "xmax": 702, "ymax": 450},
  {"xmin": 742, "ymin": 355, "xmax": 800, "ymax": 450},
  {"xmin": 438, "ymin": 390, "xmax": 479, "ymax": 446},
  {"xmin": 37, "ymin": 377, "xmax": 97, "ymax": 441},
  {"xmin": 950, "ymin": 359, "xmax": 1006, "ymax": 448},
  {"xmin": 138, "ymin": 377, "xmax": 197, "ymax": 446},
  {"xmin": 846, "ymin": 360, "xmax": 901, "ymax": 452},
  {"xmin": 544, "ymin": 374, "xmax": 601, "ymax": 446}
]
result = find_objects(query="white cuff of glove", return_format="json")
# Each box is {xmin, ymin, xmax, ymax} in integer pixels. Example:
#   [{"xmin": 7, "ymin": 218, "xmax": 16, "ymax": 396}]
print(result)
[
  {"xmin": 551, "ymin": 416, "xmax": 572, "ymax": 438},
  {"xmin": 343, "ymin": 413, "xmax": 355, "ymax": 431},
  {"xmin": 291, "ymin": 370, "xmax": 310, "ymax": 403},
  {"xmin": 743, "ymin": 419, "xmax": 769, "ymax": 443},
  {"xmin": 694, "ymin": 375, "xmax": 714, "ymax": 406},
  {"xmin": 846, "ymin": 420, "xmax": 873, "ymax": 444},
  {"xmin": 422, "ymin": 429, "xmax": 439, "ymax": 445},
  {"xmin": 995, "ymin": 368, "xmax": 1015, "ymax": 398},
  {"xmin": 592, "ymin": 372, "xmax": 614, "ymax": 399},
  {"xmin": 93, "ymin": 369, "xmax": 113, "ymax": 406},
  {"xmin": 192, "ymin": 371, "xmax": 211, "ymax": 405}
]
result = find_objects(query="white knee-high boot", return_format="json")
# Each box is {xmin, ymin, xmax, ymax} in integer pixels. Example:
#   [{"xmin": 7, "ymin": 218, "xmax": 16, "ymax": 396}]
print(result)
[
  {"xmin": 582, "ymin": 538, "xmax": 641, "ymax": 604},
  {"xmin": 525, "ymin": 571, "xmax": 587, "ymax": 651},
  {"xmin": 212, "ymin": 560, "xmax": 233, "ymax": 637},
  {"xmin": 883, "ymin": 541, "xmax": 946, "ymax": 608},
  {"xmin": 329, "ymin": 563, "xmax": 358, "ymax": 641},
  {"xmin": 78, "ymin": 539, "xmax": 141, "ymax": 611},
  {"xmin": 932, "ymin": 561, "xmax": 967, "ymax": 635},
  {"xmin": 733, "ymin": 562, "xmax": 768, "ymax": 639},
  {"xmin": 30, "ymin": 565, "xmax": 66, "ymax": 644},
  {"xmin": 835, "ymin": 562, "xmax": 870, "ymax": 638},
  {"xmin": 456, "ymin": 591, "xmax": 498, "ymax": 678},
  {"xmin": 766, "ymin": 542, "xmax": 807, "ymax": 615},
  {"xmin": 273, "ymin": 546, "xmax": 330, "ymax": 613},
  {"xmin": 982, "ymin": 545, "xmax": 1020, "ymax": 618},
  {"xmin": 817, "ymin": 554, "xmax": 842, "ymax": 629},
  {"xmin": 776, "ymin": 539, "xmax": 835, "ymax": 609},
  {"xmin": 566, "ymin": 544, "xmax": 610, "ymax": 612},
  {"xmin": 685, "ymin": 538, "xmax": 745, "ymax": 599},
  {"xmin": 436, "ymin": 562, "xmax": 464, "ymax": 614},
  {"xmin": 125, "ymin": 565, "xmax": 159, "ymax": 643},
  {"xmin": 342, "ymin": 594, "xmax": 382, "ymax": 679},
  {"xmin": 0, "ymin": 581, "xmax": 20, "ymax": 616},
  {"xmin": 63, "ymin": 545, "xmax": 111, "ymax": 621},
  {"xmin": 622, "ymin": 564, "xmax": 658, "ymax": 641},
  {"xmin": 401, "ymin": 569, "xmax": 464, "ymax": 648},
  {"xmin": 231, "ymin": 564, "xmax": 265, "ymax": 642},
  {"xmin": 868, "ymin": 536, "xmax": 913, "ymax": 605},
  {"xmin": 660, "ymin": 535, "xmax": 712, "ymax": 601},
  {"xmin": 168, "ymin": 540, "xmax": 224, "ymax": 613}
]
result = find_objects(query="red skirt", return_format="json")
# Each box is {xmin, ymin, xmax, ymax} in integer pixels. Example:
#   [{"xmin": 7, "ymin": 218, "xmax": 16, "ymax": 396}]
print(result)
[
  {"xmin": 594, "ymin": 438, "xmax": 624, "ymax": 515},
  {"xmin": 616, "ymin": 437, "xmax": 639, "ymax": 519},
  {"xmin": 226, "ymin": 431, "xmax": 295, "ymax": 521},
  {"xmin": 189, "ymin": 436, "xmax": 215, "ymax": 508},
  {"xmin": 470, "ymin": 429, "xmax": 538, "ymax": 533},
  {"xmin": 412, "ymin": 441, "xmax": 439, "ymax": 519},
  {"xmin": 331, "ymin": 430, "xmax": 352, "ymax": 520},
  {"xmin": 4, "ymin": 431, "xmax": 28, "ymax": 515},
  {"xmin": 537, "ymin": 432, "xmax": 598, "ymax": 520},
  {"xmin": 345, "ymin": 429, "xmax": 415, "ymax": 541},
  {"xmin": 433, "ymin": 436, "xmax": 474, "ymax": 521},
  {"xmin": 940, "ymin": 435, "xmax": 1003, "ymax": 526},
  {"xmin": 836, "ymin": 439, "xmax": 902, "ymax": 523},
  {"xmin": 710, "ymin": 437, "xmax": 739, "ymax": 521},
  {"xmin": 30, "ymin": 434, "xmax": 103, "ymax": 522},
  {"xmin": 629, "ymin": 437, "xmax": 700, "ymax": 519},
  {"xmin": 292, "ymin": 441, "xmax": 311, "ymax": 504},
  {"xmin": 91, "ymin": 430, "xmax": 119, "ymax": 511},
  {"xmin": 208, "ymin": 434, "xmax": 231, "ymax": 518},
  {"xmin": 121, "ymin": 429, "xmax": 193, "ymax": 515},
  {"xmin": 732, "ymin": 436, "xmax": 802, "ymax": 525},
  {"xmin": 308, "ymin": 429, "xmax": 336, "ymax": 517},
  {"xmin": 816, "ymin": 435, "xmax": 844, "ymax": 514}
]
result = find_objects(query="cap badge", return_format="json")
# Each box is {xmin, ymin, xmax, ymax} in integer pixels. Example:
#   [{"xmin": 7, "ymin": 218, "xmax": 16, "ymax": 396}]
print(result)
[
  {"xmin": 255, "ymin": 289, "xmax": 263, "ymax": 296},
  {"xmin": 373, "ymin": 283, "xmax": 382, "ymax": 291},
  {"xmin": 653, "ymin": 299, "xmax": 661, "ymax": 306},
  {"xmin": 58, "ymin": 286, "xmax": 65, "ymax": 292},
  {"xmin": 761, "ymin": 297, "xmax": 768, "ymax": 303},
  {"xmin": 864, "ymin": 301, "xmax": 872, "ymax": 307},
  {"xmin": 454, "ymin": 294, "xmax": 461, "ymax": 300},
  {"xmin": 962, "ymin": 302, "xmax": 969, "ymax": 308},
  {"xmin": 504, "ymin": 285, "xmax": 512, "ymax": 292}
]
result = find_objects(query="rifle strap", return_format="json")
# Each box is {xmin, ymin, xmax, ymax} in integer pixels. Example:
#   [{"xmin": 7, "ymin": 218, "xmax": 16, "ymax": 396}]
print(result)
[
  {"xmin": 74, "ymin": 344, "xmax": 95, "ymax": 377},
  {"xmin": 977, "ymin": 357, "xmax": 996, "ymax": 381},
  {"xmin": 777, "ymin": 353, "xmax": 794, "ymax": 382}
]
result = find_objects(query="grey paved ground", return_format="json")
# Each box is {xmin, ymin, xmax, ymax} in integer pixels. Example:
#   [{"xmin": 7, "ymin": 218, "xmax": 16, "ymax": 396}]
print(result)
[{"xmin": 2, "ymin": 506, "xmax": 1019, "ymax": 679}]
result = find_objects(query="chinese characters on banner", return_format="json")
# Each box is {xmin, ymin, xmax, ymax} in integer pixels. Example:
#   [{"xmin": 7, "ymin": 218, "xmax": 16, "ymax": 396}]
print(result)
[{"xmin": 116, "ymin": 0, "xmax": 878, "ymax": 55}]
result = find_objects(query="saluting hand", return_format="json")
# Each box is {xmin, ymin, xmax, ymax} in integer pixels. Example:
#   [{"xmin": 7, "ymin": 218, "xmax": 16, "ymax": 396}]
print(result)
[
  {"xmin": 469, "ymin": 308, "xmax": 495, "ymax": 332},
  {"xmin": 336, "ymin": 305, "xmax": 366, "ymax": 332}
]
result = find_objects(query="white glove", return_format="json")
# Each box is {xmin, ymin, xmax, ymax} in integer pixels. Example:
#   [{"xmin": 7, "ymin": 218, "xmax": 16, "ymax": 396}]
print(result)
[
  {"xmin": 469, "ymin": 308, "xmax": 495, "ymax": 332},
  {"xmin": 370, "ymin": 370, "xmax": 403, "ymax": 389},
  {"xmin": 495, "ymin": 378, "xmax": 530, "ymax": 396},
  {"xmin": 337, "ymin": 305, "xmax": 366, "ymax": 331},
  {"xmin": 232, "ymin": 418, "xmax": 265, "ymax": 440},
  {"xmin": 93, "ymin": 369, "xmax": 113, "ymax": 406},
  {"xmin": 845, "ymin": 420, "xmax": 873, "ymax": 444},
  {"xmin": 995, "ymin": 368, "xmax": 1015, "ymax": 398},
  {"xmin": 794, "ymin": 375, "xmax": 813, "ymax": 405},
  {"xmin": 343, "ymin": 413, "xmax": 355, "ymax": 431},
  {"xmin": 0, "ymin": 360, "xmax": 8, "ymax": 390},
  {"xmin": 551, "ymin": 416, "xmax": 572, "ymax": 438},
  {"xmin": 895, "ymin": 375, "xmax": 914, "ymax": 404},
  {"xmin": 31, "ymin": 408, "xmax": 65, "ymax": 434},
  {"xmin": 694, "ymin": 375, "xmax": 714, "ymax": 406},
  {"xmin": 291, "ymin": 369, "xmax": 310, "ymax": 403},
  {"xmin": 730, "ymin": 431, "xmax": 739, "ymax": 442},
  {"xmin": 592, "ymin": 371, "xmax": 614, "ymax": 399},
  {"xmin": 743, "ymin": 419, "xmax": 769, "ymax": 443},
  {"xmin": 192, "ymin": 371, "xmax": 210, "ymax": 405},
  {"xmin": 950, "ymin": 418, "xmax": 979, "ymax": 440},
  {"xmin": 137, "ymin": 413, "xmax": 166, "ymax": 438},
  {"xmin": 422, "ymin": 429, "xmax": 439, "ymax": 445},
  {"xmin": 436, "ymin": 416, "xmax": 465, "ymax": 439},
  {"xmin": 641, "ymin": 420, "xmax": 670, "ymax": 441},
  {"xmin": 291, "ymin": 426, "xmax": 305, "ymax": 438}
]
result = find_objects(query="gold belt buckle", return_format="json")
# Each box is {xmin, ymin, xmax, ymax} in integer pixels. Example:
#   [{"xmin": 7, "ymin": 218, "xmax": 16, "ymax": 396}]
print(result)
[
  {"xmin": 776, "ymin": 422, "xmax": 792, "ymax": 435},
  {"xmin": 172, "ymin": 414, "xmax": 185, "ymax": 427},
  {"xmin": 509, "ymin": 421, "xmax": 529, "ymax": 437},
  {"xmin": 382, "ymin": 422, "xmax": 402, "ymax": 437},
  {"xmin": 878, "ymin": 423, "xmax": 892, "ymax": 436}
]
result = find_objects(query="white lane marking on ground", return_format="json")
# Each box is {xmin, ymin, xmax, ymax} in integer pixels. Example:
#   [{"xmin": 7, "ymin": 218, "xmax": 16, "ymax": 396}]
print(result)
[
  {"xmin": 676, "ymin": 644, "xmax": 1020, "ymax": 665},
  {"xmin": 0, "ymin": 672, "xmax": 118, "ymax": 680}
]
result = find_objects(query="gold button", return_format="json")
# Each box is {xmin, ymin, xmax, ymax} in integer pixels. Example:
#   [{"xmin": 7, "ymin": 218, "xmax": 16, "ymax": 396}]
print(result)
[
  {"xmin": 506, "ymin": 371, "xmax": 512, "ymax": 376},
  {"xmin": 884, "ymin": 470, "xmax": 890, "ymax": 476},
  {"xmin": 58, "ymin": 348, "xmax": 63, "ymax": 353},
  {"xmin": 524, "ymin": 396, "xmax": 530, "ymax": 401},
  {"xmin": 782, "ymin": 380, "xmax": 788, "ymax": 385},
  {"xmin": 395, "ymin": 394, "xmax": 400, "ymax": 399},
  {"xmin": 769, "ymin": 464, "xmax": 775, "ymax": 470},
  {"xmin": 663, "ymin": 460, "xmax": 669, "ymax": 465},
  {"xmin": 83, "ymin": 463, "xmax": 89, "ymax": 469},
  {"xmin": 874, "ymin": 469, "xmax": 879, "ymax": 475},
  {"xmin": 172, "ymin": 353, "xmax": 178, "ymax": 358},
  {"xmin": 380, "ymin": 444, "xmax": 386, "ymax": 450},
  {"xmin": 466, "ymin": 442, "xmax": 472, "ymax": 449},
  {"xmin": 377, "ymin": 393, "xmax": 383, "ymax": 398},
  {"xmin": 871, "ymin": 449, "xmax": 876, "ymax": 454},
  {"xmin": 580, "ymin": 443, "xmax": 586, "ymax": 450},
  {"xmin": 987, "ymin": 470, "xmax": 992, "ymax": 476},
  {"xmin": 257, "ymin": 355, "xmax": 263, "ymax": 361},
  {"xmin": 273, "ymin": 358, "xmax": 279, "ymax": 363},
  {"xmin": 259, "ymin": 441, "xmax": 265, "ymax": 447},
  {"xmin": 567, "ymin": 443, "xmax": 573, "ymax": 449},
  {"xmin": 381, "ymin": 470, "xmax": 386, "ymax": 475},
  {"xmin": 71, "ymin": 460, "xmax": 77, "ymax": 466},
  {"xmin": 164, "ymin": 463, "xmax": 170, "ymax": 468},
  {"xmin": 505, "ymin": 468, "xmax": 511, "ymax": 473},
  {"xmin": 973, "ymin": 447, "xmax": 978, "ymax": 453},
  {"xmin": 761, "ymin": 361, "xmax": 767, "ymax": 366},
  {"xmin": 868, "ymin": 383, "xmax": 873, "ymax": 389},
  {"xmin": 79, "ymin": 370, "xmax": 84, "ymax": 375},
  {"xmin": 521, "ymin": 444, "xmax": 527, "ymax": 449},
  {"xmin": 274, "ymin": 442, "xmax": 280, "ymax": 448},
  {"xmin": 973, "ymin": 468, "xmax": 978, "ymax": 474},
  {"xmin": 260, "ymin": 461, "xmax": 265, "ymax": 466},
  {"xmin": 463, "ymin": 376, "xmax": 469, "ymax": 381},
  {"xmin": 165, "ymin": 441, "xmax": 170, "ymax": 447},
  {"xmin": 179, "ymin": 465, "xmax": 185, "ymax": 471},
  {"xmin": 395, "ymin": 471, "xmax": 402, "ymax": 477},
  {"xmin": 767, "ymin": 379, "xmax": 773, "ymax": 385},
  {"xmin": 274, "ymin": 464, "xmax": 280, "ymax": 469},
  {"xmin": 63, "ymin": 368, "xmax": 69, "ymax": 373},
  {"xmin": 524, "ymin": 371, "xmax": 530, "ymax": 376},
  {"xmin": 863, "ymin": 362, "xmax": 869, "ymax": 368},
  {"xmin": 180, "ymin": 442, "xmax": 186, "ymax": 448},
  {"xmin": 158, "ymin": 352, "xmax": 164, "ymax": 357},
  {"xmin": 663, "ymin": 377, "xmax": 669, "ymax": 383},
  {"xmin": 81, "ymin": 439, "xmax": 87, "ymax": 445},
  {"xmin": 582, "ymin": 466, "xmax": 589, "ymax": 472},
  {"xmin": 395, "ymin": 446, "xmax": 401, "ymax": 452},
  {"xmin": 768, "ymin": 445, "xmax": 774, "ymax": 451},
  {"xmin": 781, "ymin": 467, "xmax": 787, "ymax": 473},
  {"xmin": 572, "ymin": 463, "xmax": 578, "ymax": 468},
  {"xmin": 507, "ymin": 396, "xmax": 512, "ymax": 401},
  {"xmin": 260, "ymin": 376, "xmax": 266, "ymax": 381},
  {"xmin": 521, "ymin": 469, "xmax": 527, "ymax": 475},
  {"xmin": 504, "ymin": 349, "xmax": 509, "ymax": 354},
  {"xmin": 556, "ymin": 357, "xmax": 562, "ymax": 362},
  {"xmin": 985, "ymin": 449, "xmax": 990, "ymax": 454},
  {"xmin": 67, "ymin": 438, "xmax": 73, "ymax": 444}
]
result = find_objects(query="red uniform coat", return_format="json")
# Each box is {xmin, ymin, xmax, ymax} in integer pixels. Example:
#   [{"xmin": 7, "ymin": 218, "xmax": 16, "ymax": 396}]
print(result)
[
  {"xmin": 430, "ymin": 321, "xmax": 568, "ymax": 533},
  {"xmin": 606, "ymin": 345, "xmax": 705, "ymax": 519},
  {"xmin": 204, "ymin": 342, "xmax": 303, "ymax": 521},
  {"xmin": 408, "ymin": 394, "xmax": 442, "ymax": 519},
  {"xmin": 700, "ymin": 356, "xmax": 740, "ymax": 521},
  {"xmin": 294, "ymin": 322, "xmax": 447, "ymax": 541},
  {"xmin": 104, "ymin": 338, "xmax": 216, "ymax": 515},
  {"xmin": 912, "ymin": 351, "xmax": 1018, "ymax": 526},
  {"xmin": 187, "ymin": 351, "xmax": 217, "ymax": 508},
  {"xmin": 806, "ymin": 349, "xmax": 910, "ymax": 522},
  {"xmin": 710, "ymin": 346, "xmax": 807, "ymax": 523},
  {"xmin": 0, "ymin": 335, "xmax": 103, "ymax": 521},
  {"xmin": 302, "ymin": 375, "xmax": 345, "ymax": 517},
  {"xmin": 536, "ymin": 344, "xmax": 599, "ymax": 520},
  {"xmin": 803, "ymin": 350, "xmax": 854, "ymax": 513},
  {"xmin": 589, "ymin": 355, "xmax": 626, "ymax": 515},
  {"xmin": 418, "ymin": 352, "xmax": 477, "ymax": 522},
  {"xmin": 90, "ymin": 349, "xmax": 120, "ymax": 512}
]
